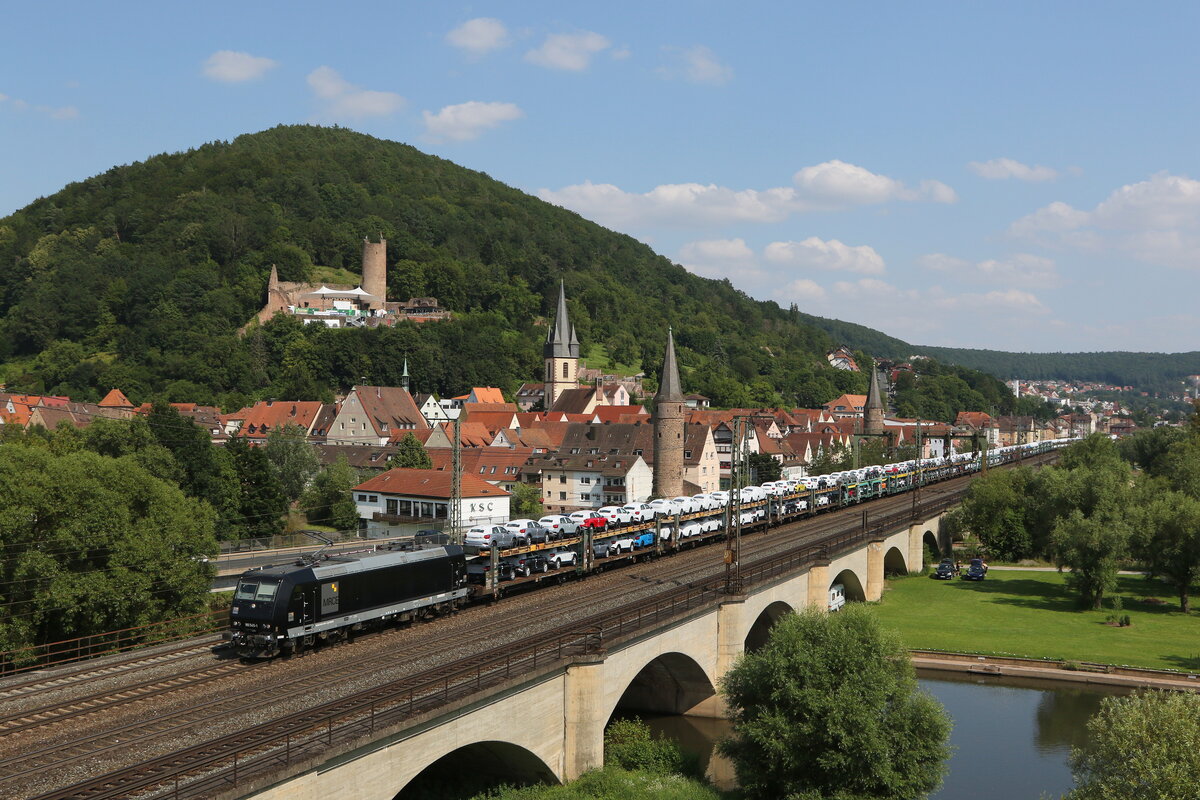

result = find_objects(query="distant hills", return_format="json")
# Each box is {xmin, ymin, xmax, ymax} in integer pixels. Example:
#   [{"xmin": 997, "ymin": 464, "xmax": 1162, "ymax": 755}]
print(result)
[{"xmin": 0, "ymin": 125, "xmax": 1190, "ymax": 416}]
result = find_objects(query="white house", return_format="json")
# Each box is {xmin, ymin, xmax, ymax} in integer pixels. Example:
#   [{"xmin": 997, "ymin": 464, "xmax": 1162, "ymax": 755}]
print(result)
[
  {"xmin": 535, "ymin": 453, "xmax": 652, "ymax": 513},
  {"xmin": 351, "ymin": 468, "xmax": 510, "ymax": 538}
]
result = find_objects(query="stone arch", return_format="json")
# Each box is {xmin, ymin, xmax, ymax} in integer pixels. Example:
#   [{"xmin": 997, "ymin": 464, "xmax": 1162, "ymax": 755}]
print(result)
[
  {"xmin": 831, "ymin": 568, "xmax": 866, "ymax": 604},
  {"xmin": 607, "ymin": 651, "xmax": 718, "ymax": 721},
  {"xmin": 923, "ymin": 530, "xmax": 943, "ymax": 559},
  {"xmin": 394, "ymin": 740, "xmax": 558, "ymax": 799},
  {"xmin": 744, "ymin": 600, "xmax": 795, "ymax": 652},
  {"xmin": 883, "ymin": 546, "xmax": 908, "ymax": 576}
]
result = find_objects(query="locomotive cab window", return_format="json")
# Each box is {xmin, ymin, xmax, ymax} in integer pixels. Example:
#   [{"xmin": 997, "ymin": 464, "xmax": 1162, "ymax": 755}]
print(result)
[{"xmin": 235, "ymin": 580, "xmax": 279, "ymax": 602}]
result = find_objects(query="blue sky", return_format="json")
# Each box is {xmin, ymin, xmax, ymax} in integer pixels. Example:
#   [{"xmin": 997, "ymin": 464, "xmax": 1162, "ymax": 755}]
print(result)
[{"xmin": 3, "ymin": 1, "xmax": 1199, "ymax": 352}]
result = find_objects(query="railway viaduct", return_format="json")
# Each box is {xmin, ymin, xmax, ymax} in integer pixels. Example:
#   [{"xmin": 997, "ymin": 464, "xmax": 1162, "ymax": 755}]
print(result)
[{"xmin": 235, "ymin": 509, "xmax": 948, "ymax": 800}]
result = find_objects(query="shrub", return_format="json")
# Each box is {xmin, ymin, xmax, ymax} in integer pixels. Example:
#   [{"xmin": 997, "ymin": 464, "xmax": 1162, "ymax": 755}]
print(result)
[{"xmin": 603, "ymin": 718, "xmax": 698, "ymax": 777}]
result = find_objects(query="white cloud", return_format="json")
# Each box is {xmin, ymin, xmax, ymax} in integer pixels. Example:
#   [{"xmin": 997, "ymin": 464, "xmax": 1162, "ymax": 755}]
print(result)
[
  {"xmin": 446, "ymin": 18, "xmax": 509, "ymax": 57},
  {"xmin": 307, "ymin": 66, "xmax": 405, "ymax": 119},
  {"xmin": 539, "ymin": 160, "xmax": 955, "ymax": 230},
  {"xmin": 423, "ymin": 101, "xmax": 523, "ymax": 142},
  {"xmin": 524, "ymin": 32, "xmax": 610, "ymax": 71},
  {"xmin": 1010, "ymin": 172, "xmax": 1200, "ymax": 268},
  {"xmin": 0, "ymin": 92, "xmax": 77, "ymax": 120},
  {"xmin": 611, "ymin": 47, "xmax": 632, "ymax": 60},
  {"xmin": 776, "ymin": 279, "xmax": 827, "ymax": 303},
  {"xmin": 203, "ymin": 50, "xmax": 277, "ymax": 83},
  {"xmin": 659, "ymin": 45, "xmax": 733, "ymax": 85},
  {"xmin": 764, "ymin": 238, "xmax": 885, "ymax": 275},
  {"xmin": 969, "ymin": 158, "xmax": 1058, "ymax": 182},
  {"xmin": 919, "ymin": 179, "xmax": 959, "ymax": 204},
  {"xmin": 917, "ymin": 252, "xmax": 1059, "ymax": 287}
]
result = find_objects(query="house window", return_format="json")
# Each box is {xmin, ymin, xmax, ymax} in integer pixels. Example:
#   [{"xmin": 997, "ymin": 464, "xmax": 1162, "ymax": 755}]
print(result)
[
  {"xmin": 357, "ymin": 494, "xmax": 368, "ymax": 501},
  {"xmin": 398, "ymin": 499, "xmax": 412, "ymax": 515},
  {"xmin": 633, "ymin": 449, "xmax": 643, "ymax": 456},
  {"xmin": 579, "ymin": 493, "xmax": 589, "ymax": 501},
  {"xmin": 386, "ymin": 499, "xmax": 398, "ymax": 515},
  {"xmin": 685, "ymin": 450, "xmax": 692, "ymax": 459},
  {"xmin": 570, "ymin": 448, "xmax": 580, "ymax": 454},
  {"xmin": 369, "ymin": 495, "xmax": 378, "ymax": 502},
  {"xmin": 580, "ymin": 477, "xmax": 591, "ymax": 485},
  {"xmin": 562, "ymin": 361, "xmax": 569, "ymax": 379},
  {"xmin": 559, "ymin": 492, "xmax": 567, "ymax": 500},
  {"xmin": 490, "ymin": 466, "xmax": 497, "ymax": 473},
  {"xmin": 559, "ymin": 474, "xmax": 567, "ymax": 484}
]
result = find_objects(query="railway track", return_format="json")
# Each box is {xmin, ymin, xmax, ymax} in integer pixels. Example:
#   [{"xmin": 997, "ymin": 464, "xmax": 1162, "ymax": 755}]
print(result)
[{"xmin": 14, "ymin": 458, "xmax": 1051, "ymax": 800}]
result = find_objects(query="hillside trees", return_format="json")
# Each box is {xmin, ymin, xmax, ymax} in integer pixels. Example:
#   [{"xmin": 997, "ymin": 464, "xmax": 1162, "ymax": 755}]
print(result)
[
  {"xmin": 0, "ymin": 124, "xmax": 1015, "ymax": 417},
  {"xmin": 0, "ymin": 440, "xmax": 218, "ymax": 657},
  {"xmin": 300, "ymin": 457, "xmax": 362, "ymax": 531}
]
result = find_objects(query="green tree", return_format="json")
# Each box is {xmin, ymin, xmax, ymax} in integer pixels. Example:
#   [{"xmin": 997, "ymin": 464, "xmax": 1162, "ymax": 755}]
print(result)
[
  {"xmin": 1051, "ymin": 508, "xmax": 1129, "ymax": 609},
  {"xmin": 0, "ymin": 442, "xmax": 217, "ymax": 656},
  {"xmin": 388, "ymin": 432, "xmax": 432, "ymax": 469},
  {"xmin": 510, "ymin": 482, "xmax": 545, "ymax": 519},
  {"xmin": 748, "ymin": 451, "xmax": 782, "ymax": 483},
  {"xmin": 1132, "ymin": 490, "xmax": 1200, "ymax": 612},
  {"xmin": 958, "ymin": 468, "xmax": 1035, "ymax": 560},
  {"xmin": 1064, "ymin": 691, "xmax": 1200, "ymax": 800},
  {"xmin": 264, "ymin": 423, "xmax": 319, "ymax": 501},
  {"xmin": 301, "ymin": 457, "xmax": 362, "ymax": 531},
  {"xmin": 720, "ymin": 606, "xmax": 952, "ymax": 800},
  {"xmin": 603, "ymin": 718, "xmax": 694, "ymax": 776},
  {"xmin": 224, "ymin": 437, "xmax": 287, "ymax": 540}
]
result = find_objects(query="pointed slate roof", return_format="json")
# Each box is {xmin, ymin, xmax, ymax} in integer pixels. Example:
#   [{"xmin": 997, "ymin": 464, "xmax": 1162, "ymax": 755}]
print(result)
[
  {"xmin": 544, "ymin": 281, "xmax": 581, "ymax": 359},
  {"xmin": 866, "ymin": 359, "xmax": 883, "ymax": 411},
  {"xmin": 655, "ymin": 328, "xmax": 683, "ymax": 403}
]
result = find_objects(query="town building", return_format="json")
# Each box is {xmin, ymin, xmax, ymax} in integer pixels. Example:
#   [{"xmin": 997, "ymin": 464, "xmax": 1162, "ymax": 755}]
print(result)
[
  {"xmin": 535, "ymin": 453, "xmax": 652, "ymax": 512},
  {"xmin": 351, "ymin": 468, "xmax": 510, "ymax": 538},
  {"xmin": 328, "ymin": 385, "xmax": 429, "ymax": 446}
]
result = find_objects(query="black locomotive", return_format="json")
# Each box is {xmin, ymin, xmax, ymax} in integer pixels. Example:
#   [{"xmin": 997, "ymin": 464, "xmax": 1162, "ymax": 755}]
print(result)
[{"xmin": 228, "ymin": 544, "xmax": 468, "ymax": 658}]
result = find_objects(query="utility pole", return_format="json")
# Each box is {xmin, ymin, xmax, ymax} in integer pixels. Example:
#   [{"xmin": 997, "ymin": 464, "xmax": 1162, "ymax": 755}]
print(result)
[
  {"xmin": 449, "ymin": 414, "xmax": 462, "ymax": 544},
  {"xmin": 726, "ymin": 416, "xmax": 744, "ymax": 594}
]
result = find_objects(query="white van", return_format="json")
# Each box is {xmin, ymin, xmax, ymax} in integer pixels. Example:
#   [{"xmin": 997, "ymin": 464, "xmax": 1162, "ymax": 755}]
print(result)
[{"xmin": 828, "ymin": 583, "xmax": 846, "ymax": 612}]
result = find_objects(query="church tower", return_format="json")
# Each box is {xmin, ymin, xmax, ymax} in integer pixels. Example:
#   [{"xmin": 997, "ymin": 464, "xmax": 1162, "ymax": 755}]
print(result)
[
  {"xmin": 543, "ymin": 281, "xmax": 580, "ymax": 408},
  {"xmin": 653, "ymin": 328, "xmax": 685, "ymax": 499},
  {"xmin": 864, "ymin": 359, "xmax": 885, "ymax": 437}
]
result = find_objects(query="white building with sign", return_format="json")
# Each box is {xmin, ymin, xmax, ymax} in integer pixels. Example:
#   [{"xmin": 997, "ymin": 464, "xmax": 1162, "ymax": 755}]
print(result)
[{"xmin": 351, "ymin": 468, "xmax": 511, "ymax": 538}]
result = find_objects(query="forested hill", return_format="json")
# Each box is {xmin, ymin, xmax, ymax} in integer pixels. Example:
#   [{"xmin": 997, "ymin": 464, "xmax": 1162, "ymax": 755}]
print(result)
[
  {"xmin": 793, "ymin": 313, "xmax": 1200, "ymax": 391},
  {"xmin": 0, "ymin": 124, "xmax": 874, "ymax": 409}
]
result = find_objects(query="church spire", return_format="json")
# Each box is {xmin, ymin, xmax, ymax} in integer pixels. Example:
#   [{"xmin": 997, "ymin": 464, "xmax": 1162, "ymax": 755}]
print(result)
[
  {"xmin": 655, "ymin": 327, "xmax": 683, "ymax": 403},
  {"xmin": 544, "ymin": 280, "xmax": 580, "ymax": 359},
  {"xmin": 866, "ymin": 359, "xmax": 882, "ymax": 411},
  {"xmin": 402, "ymin": 357, "xmax": 410, "ymax": 392}
]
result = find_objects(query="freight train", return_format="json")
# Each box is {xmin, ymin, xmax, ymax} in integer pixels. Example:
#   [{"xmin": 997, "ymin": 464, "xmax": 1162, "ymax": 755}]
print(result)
[{"xmin": 228, "ymin": 440, "xmax": 1069, "ymax": 658}]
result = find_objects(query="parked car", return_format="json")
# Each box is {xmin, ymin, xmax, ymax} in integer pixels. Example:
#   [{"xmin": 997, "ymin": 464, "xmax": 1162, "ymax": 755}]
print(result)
[
  {"xmin": 466, "ymin": 560, "xmax": 517, "ymax": 584},
  {"xmin": 464, "ymin": 524, "xmax": 521, "ymax": 550},
  {"xmin": 537, "ymin": 515, "xmax": 577, "ymax": 539},
  {"xmin": 961, "ymin": 558, "xmax": 987, "ymax": 581},
  {"xmin": 598, "ymin": 505, "xmax": 634, "ymax": 526},
  {"xmin": 671, "ymin": 496, "xmax": 698, "ymax": 514},
  {"xmin": 505, "ymin": 519, "xmax": 548, "ymax": 544},
  {"xmin": 931, "ymin": 558, "xmax": 958, "ymax": 580},
  {"xmin": 647, "ymin": 498, "xmax": 681, "ymax": 518},
  {"xmin": 570, "ymin": 511, "xmax": 608, "ymax": 532},
  {"xmin": 549, "ymin": 548, "xmax": 578, "ymax": 569},
  {"xmin": 503, "ymin": 553, "xmax": 550, "ymax": 577},
  {"xmin": 621, "ymin": 503, "xmax": 656, "ymax": 523},
  {"xmin": 605, "ymin": 534, "xmax": 639, "ymax": 554},
  {"xmin": 709, "ymin": 491, "xmax": 730, "ymax": 507},
  {"xmin": 632, "ymin": 530, "xmax": 656, "ymax": 548}
]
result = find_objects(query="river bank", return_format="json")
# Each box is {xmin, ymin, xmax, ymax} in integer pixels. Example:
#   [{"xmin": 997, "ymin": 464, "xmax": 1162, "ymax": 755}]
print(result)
[
  {"xmin": 912, "ymin": 650, "xmax": 1200, "ymax": 691},
  {"xmin": 873, "ymin": 569, "xmax": 1200, "ymax": 671}
]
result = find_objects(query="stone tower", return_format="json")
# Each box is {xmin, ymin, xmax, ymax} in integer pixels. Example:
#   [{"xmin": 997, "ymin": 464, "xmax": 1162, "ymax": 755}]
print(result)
[
  {"xmin": 653, "ymin": 328, "xmax": 685, "ymax": 499},
  {"xmin": 543, "ymin": 281, "xmax": 580, "ymax": 408},
  {"xmin": 864, "ymin": 359, "xmax": 885, "ymax": 436},
  {"xmin": 362, "ymin": 235, "xmax": 387, "ymax": 310}
]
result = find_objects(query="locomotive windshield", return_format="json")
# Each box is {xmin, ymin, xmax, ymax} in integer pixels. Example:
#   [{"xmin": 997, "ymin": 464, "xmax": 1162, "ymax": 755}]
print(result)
[{"xmin": 235, "ymin": 580, "xmax": 279, "ymax": 602}]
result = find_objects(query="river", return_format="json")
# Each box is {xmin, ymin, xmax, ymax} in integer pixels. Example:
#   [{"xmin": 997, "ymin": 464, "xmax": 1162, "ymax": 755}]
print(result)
[{"xmin": 640, "ymin": 671, "xmax": 1124, "ymax": 799}]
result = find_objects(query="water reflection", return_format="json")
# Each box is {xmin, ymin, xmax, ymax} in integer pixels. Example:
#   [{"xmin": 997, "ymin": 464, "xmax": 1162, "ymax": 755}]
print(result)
[{"xmin": 638, "ymin": 672, "xmax": 1124, "ymax": 800}]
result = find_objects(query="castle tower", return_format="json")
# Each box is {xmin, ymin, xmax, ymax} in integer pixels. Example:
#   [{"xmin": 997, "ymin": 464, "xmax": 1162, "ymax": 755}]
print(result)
[
  {"xmin": 864, "ymin": 359, "xmax": 885, "ymax": 437},
  {"xmin": 362, "ymin": 235, "xmax": 387, "ymax": 310},
  {"xmin": 543, "ymin": 281, "xmax": 580, "ymax": 408},
  {"xmin": 653, "ymin": 328, "xmax": 685, "ymax": 499}
]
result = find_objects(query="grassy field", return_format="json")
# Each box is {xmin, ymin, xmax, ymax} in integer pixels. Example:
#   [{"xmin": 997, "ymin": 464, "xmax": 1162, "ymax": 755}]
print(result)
[
  {"xmin": 873, "ymin": 569, "xmax": 1200, "ymax": 671},
  {"xmin": 581, "ymin": 343, "xmax": 641, "ymax": 378}
]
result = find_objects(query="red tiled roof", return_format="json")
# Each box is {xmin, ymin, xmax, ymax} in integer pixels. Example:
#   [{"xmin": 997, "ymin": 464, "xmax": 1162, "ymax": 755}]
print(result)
[
  {"xmin": 353, "ymin": 468, "xmax": 509, "ymax": 499},
  {"xmin": 98, "ymin": 388, "xmax": 133, "ymax": 408},
  {"xmin": 470, "ymin": 387, "xmax": 506, "ymax": 404},
  {"xmin": 234, "ymin": 401, "xmax": 325, "ymax": 438}
]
